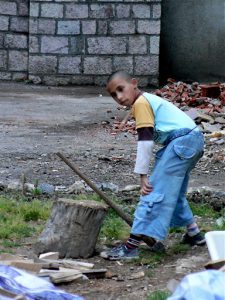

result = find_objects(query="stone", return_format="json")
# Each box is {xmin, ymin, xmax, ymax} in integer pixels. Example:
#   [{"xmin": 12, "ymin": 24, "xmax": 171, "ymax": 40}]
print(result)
[
  {"xmin": 37, "ymin": 19, "xmax": 56, "ymax": 34},
  {"xmin": 0, "ymin": 1, "xmax": 17, "ymax": 15},
  {"xmin": 121, "ymin": 184, "xmax": 140, "ymax": 192},
  {"xmin": 201, "ymin": 122, "xmax": 222, "ymax": 133},
  {"xmin": 12, "ymin": 72, "xmax": 27, "ymax": 81},
  {"xmin": 4, "ymin": 34, "xmax": 27, "ymax": 49},
  {"xmin": 38, "ymin": 183, "xmax": 55, "ymax": 194},
  {"xmin": 90, "ymin": 4, "xmax": 114, "ymax": 18},
  {"xmin": 152, "ymin": 4, "xmax": 161, "ymax": 18},
  {"xmin": 29, "ymin": 55, "xmax": 57, "ymax": 74},
  {"xmin": 41, "ymin": 3, "xmax": 63, "ymax": 18},
  {"xmin": 215, "ymin": 117, "xmax": 225, "ymax": 124},
  {"xmin": 109, "ymin": 21, "xmax": 135, "ymax": 34},
  {"xmin": 97, "ymin": 20, "xmax": 108, "ymax": 35},
  {"xmin": 84, "ymin": 57, "xmax": 112, "ymax": 74},
  {"xmin": 9, "ymin": 51, "xmax": 28, "ymax": 71},
  {"xmin": 65, "ymin": 4, "xmax": 88, "ymax": 19},
  {"xmin": 116, "ymin": 4, "xmax": 130, "ymax": 18},
  {"xmin": 29, "ymin": 36, "xmax": 39, "ymax": 53},
  {"xmin": 18, "ymin": 1, "xmax": 29, "ymax": 16},
  {"xmin": 29, "ymin": 75, "xmax": 42, "ymax": 84},
  {"xmin": 57, "ymin": 21, "xmax": 80, "ymax": 35},
  {"xmin": 132, "ymin": 4, "xmax": 151, "ymax": 18},
  {"xmin": 197, "ymin": 112, "xmax": 214, "ymax": 124},
  {"xmin": 82, "ymin": 21, "xmax": 96, "ymax": 35},
  {"xmin": 94, "ymin": 76, "xmax": 108, "ymax": 86},
  {"xmin": 10, "ymin": 17, "xmax": 29, "ymax": 33},
  {"xmin": 0, "ymin": 50, "xmax": 7, "ymax": 70},
  {"xmin": 29, "ymin": 19, "xmax": 38, "ymax": 34},
  {"xmin": 129, "ymin": 36, "xmax": 147, "ymax": 54},
  {"xmin": 87, "ymin": 37, "xmax": 126, "ymax": 54},
  {"xmin": 43, "ymin": 76, "xmax": 71, "ymax": 86},
  {"xmin": 30, "ymin": 3, "xmax": 39, "ymax": 17},
  {"xmin": 0, "ymin": 33, "xmax": 4, "ymax": 48},
  {"xmin": 113, "ymin": 56, "xmax": 133, "ymax": 74},
  {"xmin": 67, "ymin": 180, "xmax": 86, "ymax": 194},
  {"xmin": 137, "ymin": 20, "xmax": 161, "ymax": 34},
  {"xmin": 70, "ymin": 36, "xmax": 85, "ymax": 54},
  {"xmin": 134, "ymin": 56, "xmax": 159, "ymax": 75},
  {"xmin": 101, "ymin": 182, "xmax": 119, "ymax": 193},
  {"xmin": 0, "ymin": 72, "xmax": 11, "ymax": 80},
  {"xmin": 71, "ymin": 75, "xmax": 94, "ymax": 85},
  {"xmin": 0, "ymin": 16, "xmax": 9, "ymax": 31},
  {"xmin": 41, "ymin": 36, "xmax": 68, "ymax": 54},
  {"xmin": 150, "ymin": 36, "xmax": 160, "ymax": 55},
  {"xmin": 58, "ymin": 56, "xmax": 81, "ymax": 74}
]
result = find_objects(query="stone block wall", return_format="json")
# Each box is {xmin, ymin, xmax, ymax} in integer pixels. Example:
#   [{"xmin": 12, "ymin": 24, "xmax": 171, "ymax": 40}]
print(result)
[
  {"xmin": 0, "ymin": 0, "xmax": 29, "ymax": 81},
  {"xmin": 0, "ymin": 0, "xmax": 161, "ymax": 86}
]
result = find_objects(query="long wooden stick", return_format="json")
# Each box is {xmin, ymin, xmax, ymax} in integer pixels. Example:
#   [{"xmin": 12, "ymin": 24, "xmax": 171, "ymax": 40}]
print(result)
[
  {"xmin": 56, "ymin": 152, "xmax": 133, "ymax": 226},
  {"xmin": 56, "ymin": 152, "xmax": 156, "ymax": 247}
]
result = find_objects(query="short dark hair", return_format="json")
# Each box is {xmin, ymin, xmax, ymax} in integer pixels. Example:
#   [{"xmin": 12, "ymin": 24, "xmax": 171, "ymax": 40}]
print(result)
[{"xmin": 107, "ymin": 71, "xmax": 132, "ymax": 84}]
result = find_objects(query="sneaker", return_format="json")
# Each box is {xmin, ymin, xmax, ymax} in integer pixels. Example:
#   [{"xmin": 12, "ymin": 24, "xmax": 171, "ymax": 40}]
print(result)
[
  {"xmin": 100, "ymin": 244, "xmax": 139, "ymax": 261},
  {"xmin": 181, "ymin": 232, "xmax": 206, "ymax": 246}
]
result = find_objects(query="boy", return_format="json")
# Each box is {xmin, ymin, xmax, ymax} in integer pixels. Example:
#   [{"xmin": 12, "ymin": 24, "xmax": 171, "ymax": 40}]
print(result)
[{"xmin": 102, "ymin": 71, "xmax": 205, "ymax": 260}]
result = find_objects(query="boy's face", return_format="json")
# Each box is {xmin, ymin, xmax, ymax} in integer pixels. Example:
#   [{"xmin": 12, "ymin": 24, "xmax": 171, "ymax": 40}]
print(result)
[{"xmin": 106, "ymin": 76, "xmax": 138, "ymax": 107}]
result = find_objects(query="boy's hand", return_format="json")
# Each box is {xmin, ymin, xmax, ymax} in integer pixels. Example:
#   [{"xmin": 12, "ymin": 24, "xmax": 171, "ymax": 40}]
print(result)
[{"xmin": 140, "ymin": 174, "xmax": 153, "ymax": 195}]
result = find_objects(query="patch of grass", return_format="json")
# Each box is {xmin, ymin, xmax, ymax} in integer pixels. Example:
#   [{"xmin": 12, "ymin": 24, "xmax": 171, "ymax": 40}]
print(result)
[
  {"xmin": 147, "ymin": 290, "xmax": 171, "ymax": 300},
  {"xmin": 169, "ymin": 243, "xmax": 191, "ymax": 255},
  {"xmin": 100, "ymin": 208, "xmax": 130, "ymax": 241},
  {"xmin": 0, "ymin": 194, "xmax": 51, "ymax": 252},
  {"xmin": 136, "ymin": 248, "xmax": 166, "ymax": 267},
  {"xmin": 190, "ymin": 202, "xmax": 219, "ymax": 219}
]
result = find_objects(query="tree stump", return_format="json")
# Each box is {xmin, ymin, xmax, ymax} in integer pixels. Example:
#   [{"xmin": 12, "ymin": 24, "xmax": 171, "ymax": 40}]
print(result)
[{"xmin": 34, "ymin": 198, "xmax": 108, "ymax": 258}]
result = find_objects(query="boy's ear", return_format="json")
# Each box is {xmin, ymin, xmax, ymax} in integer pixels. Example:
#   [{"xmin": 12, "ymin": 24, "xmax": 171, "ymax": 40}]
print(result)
[{"xmin": 131, "ymin": 78, "xmax": 138, "ymax": 88}]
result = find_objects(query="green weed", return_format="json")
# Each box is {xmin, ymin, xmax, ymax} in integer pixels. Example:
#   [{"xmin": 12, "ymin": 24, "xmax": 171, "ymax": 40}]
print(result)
[
  {"xmin": 190, "ymin": 202, "xmax": 219, "ymax": 218},
  {"xmin": 169, "ymin": 243, "xmax": 191, "ymax": 255},
  {"xmin": 0, "ymin": 194, "xmax": 51, "ymax": 252},
  {"xmin": 147, "ymin": 290, "xmax": 170, "ymax": 300}
]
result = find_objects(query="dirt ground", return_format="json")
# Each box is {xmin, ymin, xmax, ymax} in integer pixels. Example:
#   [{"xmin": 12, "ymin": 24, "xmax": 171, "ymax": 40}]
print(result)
[{"xmin": 0, "ymin": 82, "xmax": 224, "ymax": 299}]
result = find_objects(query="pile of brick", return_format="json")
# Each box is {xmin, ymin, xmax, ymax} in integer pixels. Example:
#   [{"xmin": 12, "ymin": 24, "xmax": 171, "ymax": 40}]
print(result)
[{"xmin": 110, "ymin": 81, "xmax": 225, "ymax": 136}]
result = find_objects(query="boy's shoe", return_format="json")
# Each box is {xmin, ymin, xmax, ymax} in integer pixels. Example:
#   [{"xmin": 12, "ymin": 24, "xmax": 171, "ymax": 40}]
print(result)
[
  {"xmin": 100, "ymin": 244, "xmax": 139, "ymax": 261},
  {"xmin": 181, "ymin": 232, "xmax": 206, "ymax": 246}
]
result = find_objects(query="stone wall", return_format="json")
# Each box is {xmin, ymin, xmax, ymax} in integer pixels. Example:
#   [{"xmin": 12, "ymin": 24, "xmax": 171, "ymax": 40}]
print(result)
[
  {"xmin": 0, "ymin": 0, "xmax": 161, "ymax": 86},
  {"xmin": 0, "ymin": 0, "xmax": 29, "ymax": 81}
]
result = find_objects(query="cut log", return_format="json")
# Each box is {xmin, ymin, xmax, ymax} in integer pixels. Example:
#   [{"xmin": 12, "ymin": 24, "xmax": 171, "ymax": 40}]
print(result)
[{"xmin": 34, "ymin": 198, "xmax": 108, "ymax": 258}]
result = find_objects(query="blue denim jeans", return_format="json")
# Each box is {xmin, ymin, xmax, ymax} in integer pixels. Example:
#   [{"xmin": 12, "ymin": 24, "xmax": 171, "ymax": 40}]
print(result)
[{"xmin": 131, "ymin": 130, "xmax": 204, "ymax": 241}]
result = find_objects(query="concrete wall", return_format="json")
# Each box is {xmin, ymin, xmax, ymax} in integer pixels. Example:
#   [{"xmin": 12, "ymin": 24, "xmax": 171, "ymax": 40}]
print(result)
[
  {"xmin": 160, "ymin": 0, "xmax": 225, "ymax": 84},
  {"xmin": 0, "ymin": 0, "xmax": 161, "ymax": 86}
]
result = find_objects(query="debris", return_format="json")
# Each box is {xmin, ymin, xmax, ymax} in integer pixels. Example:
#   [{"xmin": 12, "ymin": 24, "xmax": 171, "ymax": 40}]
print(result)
[
  {"xmin": 38, "ymin": 182, "xmax": 55, "ymax": 194},
  {"xmin": 128, "ymin": 271, "xmax": 145, "ymax": 280},
  {"xmin": 200, "ymin": 84, "xmax": 221, "ymax": 98},
  {"xmin": 39, "ymin": 252, "xmax": 59, "ymax": 260}
]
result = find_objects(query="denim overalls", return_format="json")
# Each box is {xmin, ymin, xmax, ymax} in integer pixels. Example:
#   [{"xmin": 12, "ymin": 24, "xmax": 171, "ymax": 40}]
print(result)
[{"xmin": 131, "ymin": 94, "xmax": 204, "ymax": 241}]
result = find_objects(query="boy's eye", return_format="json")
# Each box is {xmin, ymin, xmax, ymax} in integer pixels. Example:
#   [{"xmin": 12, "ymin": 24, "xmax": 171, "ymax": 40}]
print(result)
[{"xmin": 117, "ymin": 86, "xmax": 124, "ymax": 92}]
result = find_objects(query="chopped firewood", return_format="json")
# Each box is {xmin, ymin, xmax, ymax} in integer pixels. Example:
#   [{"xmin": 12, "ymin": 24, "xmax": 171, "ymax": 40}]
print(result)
[
  {"xmin": 11, "ymin": 261, "xmax": 42, "ymax": 274},
  {"xmin": 50, "ymin": 270, "xmax": 83, "ymax": 284},
  {"xmin": 0, "ymin": 253, "xmax": 25, "ymax": 261},
  {"xmin": 35, "ymin": 258, "xmax": 94, "ymax": 270},
  {"xmin": 39, "ymin": 252, "xmax": 59, "ymax": 260},
  {"xmin": 82, "ymin": 268, "xmax": 107, "ymax": 279}
]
